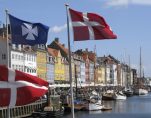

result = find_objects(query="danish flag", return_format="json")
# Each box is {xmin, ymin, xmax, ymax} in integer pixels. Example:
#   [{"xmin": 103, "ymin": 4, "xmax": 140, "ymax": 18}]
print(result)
[
  {"xmin": 69, "ymin": 8, "xmax": 117, "ymax": 41},
  {"xmin": 0, "ymin": 65, "xmax": 48, "ymax": 107}
]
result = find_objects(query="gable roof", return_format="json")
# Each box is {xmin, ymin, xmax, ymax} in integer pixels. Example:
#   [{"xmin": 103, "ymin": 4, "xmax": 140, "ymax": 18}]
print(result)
[
  {"xmin": 47, "ymin": 47, "xmax": 58, "ymax": 57},
  {"xmin": 47, "ymin": 39, "xmax": 68, "ymax": 58}
]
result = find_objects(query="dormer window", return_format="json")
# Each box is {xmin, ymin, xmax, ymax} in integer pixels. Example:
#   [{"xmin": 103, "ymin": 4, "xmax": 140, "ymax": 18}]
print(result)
[{"xmin": 38, "ymin": 44, "xmax": 45, "ymax": 49}]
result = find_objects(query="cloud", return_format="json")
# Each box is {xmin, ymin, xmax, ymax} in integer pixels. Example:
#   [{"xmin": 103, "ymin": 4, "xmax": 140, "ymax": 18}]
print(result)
[
  {"xmin": 49, "ymin": 23, "xmax": 73, "ymax": 33},
  {"xmin": 50, "ymin": 24, "xmax": 67, "ymax": 33},
  {"xmin": 105, "ymin": 0, "xmax": 151, "ymax": 7},
  {"xmin": 105, "ymin": 0, "xmax": 130, "ymax": 7},
  {"xmin": 132, "ymin": 0, "xmax": 151, "ymax": 5}
]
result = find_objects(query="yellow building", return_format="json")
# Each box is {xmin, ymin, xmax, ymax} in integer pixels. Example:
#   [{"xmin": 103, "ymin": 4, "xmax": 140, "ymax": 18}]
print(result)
[
  {"xmin": 97, "ymin": 66, "xmax": 105, "ymax": 84},
  {"xmin": 36, "ymin": 45, "xmax": 47, "ymax": 80},
  {"xmin": 47, "ymin": 38, "xmax": 73, "ymax": 83},
  {"xmin": 54, "ymin": 50, "xmax": 65, "ymax": 81}
]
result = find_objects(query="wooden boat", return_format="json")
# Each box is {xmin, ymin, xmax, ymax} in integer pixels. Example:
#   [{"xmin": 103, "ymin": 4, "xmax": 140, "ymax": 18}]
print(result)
[
  {"xmin": 101, "ymin": 106, "xmax": 112, "ymax": 111},
  {"xmin": 133, "ymin": 47, "xmax": 148, "ymax": 96},
  {"xmin": 102, "ymin": 90, "xmax": 114, "ymax": 100},
  {"xmin": 32, "ymin": 95, "xmax": 64, "ymax": 117},
  {"xmin": 64, "ymin": 99, "xmax": 86, "ymax": 112}
]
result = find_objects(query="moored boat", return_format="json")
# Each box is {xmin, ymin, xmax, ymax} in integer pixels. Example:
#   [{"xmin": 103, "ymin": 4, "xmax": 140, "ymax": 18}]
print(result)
[
  {"xmin": 32, "ymin": 95, "xmax": 64, "ymax": 117},
  {"xmin": 102, "ymin": 90, "xmax": 114, "ymax": 100},
  {"xmin": 113, "ymin": 91, "xmax": 127, "ymax": 100},
  {"xmin": 84, "ymin": 94, "xmax": 103, "ymax": 111},
  {"xmin": 123, "ymin": 89, "xmax": 133, "ymax": 97},
  {"xmin": 133, "ymin": 88, "xmax": 148, "ymax": 95}
]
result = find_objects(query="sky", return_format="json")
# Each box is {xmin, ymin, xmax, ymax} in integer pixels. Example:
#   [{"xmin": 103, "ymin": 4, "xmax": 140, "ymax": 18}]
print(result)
[{"xmin": 0, "ymin": 0, "xmax": 151, "ymax": 77}]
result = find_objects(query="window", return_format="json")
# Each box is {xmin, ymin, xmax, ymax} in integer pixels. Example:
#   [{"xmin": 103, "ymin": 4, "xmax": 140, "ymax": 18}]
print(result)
[
  {"xmin": 38, "ymin": 44, "xmax": 45, "ymax": 49},
  {"xmin": 27, "ymin": 55, "xmax": 28, "ymax": 61},
  {"xmin": 27, "ymin": 68, "xmax": 29, "ymax": 73},
  {"xmin": 2, "ymin": 54, "xmax": 6, "ymax": 60},
  {"xmin": 12, "ymin": 54, "xmax": 14, "ymax": 59},
  {"xmin": 12, "ymin": 64, "xmax": 15, "ymax": 69},
  {"xmin": 16, "ymin": 65, "xmax": 18, "ymax": 70},
  {"xmin": 18, "ymin": 55, "xmax": 20, "ymax": 60}
]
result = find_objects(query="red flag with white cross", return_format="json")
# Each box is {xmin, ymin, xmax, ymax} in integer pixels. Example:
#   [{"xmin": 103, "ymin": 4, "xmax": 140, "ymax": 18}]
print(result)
[
  {"xmin": 69, "ymin": 8, "xmax": 117, "ymax": 41},
  {"xmin": 0, "ymin": 65, "xmax": 48, "ymax": 107}
]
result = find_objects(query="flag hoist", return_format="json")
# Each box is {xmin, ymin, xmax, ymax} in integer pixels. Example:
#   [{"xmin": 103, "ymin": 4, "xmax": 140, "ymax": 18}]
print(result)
[{"xmin": 65, "ymin": 4, "xmax": 117, "ymax": 118}]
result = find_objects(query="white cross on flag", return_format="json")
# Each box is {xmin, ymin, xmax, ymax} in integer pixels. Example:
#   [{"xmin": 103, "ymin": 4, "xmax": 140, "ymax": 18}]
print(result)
[
  {"xmin": 69, "ymin": 8, "xmax": 117, "ymax": 41},
  {"xmin": 0, "ymin": 65, "xmax": 48, "ymax": 107}
]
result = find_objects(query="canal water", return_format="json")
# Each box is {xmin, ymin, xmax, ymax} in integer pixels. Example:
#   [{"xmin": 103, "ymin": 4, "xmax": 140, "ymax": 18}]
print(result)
[{"xmin": 62, "ymin": 93, "xmax": 151, "ymax": 118}]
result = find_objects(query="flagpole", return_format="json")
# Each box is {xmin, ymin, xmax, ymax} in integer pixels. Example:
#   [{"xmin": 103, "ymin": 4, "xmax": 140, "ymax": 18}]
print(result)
[
  {"xmin": 5, "ymin": 9, "xmax": 9, "ymax": 68},
  {"xmin": 65, "ymin": 4, "xmax": 75, "ymax": 118},
  {"xmin": 5, "ymin": 9, "xmax": 10, "ymax": 118}
]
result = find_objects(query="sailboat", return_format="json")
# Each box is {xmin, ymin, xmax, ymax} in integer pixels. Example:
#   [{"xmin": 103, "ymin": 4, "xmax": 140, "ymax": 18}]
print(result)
[
  {"xmin": 123, "ymin": 55, "xmax": 133, "ymax": 97},
  {"xmin": 133, "ymin": 47, "xmax": 148, "ymax": 95}
]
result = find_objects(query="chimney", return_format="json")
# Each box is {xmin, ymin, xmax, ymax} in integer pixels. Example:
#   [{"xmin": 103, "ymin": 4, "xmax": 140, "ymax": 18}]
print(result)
[
  {"xmin": 55, "ymin": 37, "xmax": 59, "ymax": 42},
  {"xmin": 85, "ymin": 48, "xmax": 88, "ymax": 52},
  {"xmin": 62, "ymin": 44, "xmax": 65, "ymax": 47}
]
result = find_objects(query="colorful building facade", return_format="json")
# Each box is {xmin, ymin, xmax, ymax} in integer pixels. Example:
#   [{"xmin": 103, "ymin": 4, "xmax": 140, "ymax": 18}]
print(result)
[{"xmin": 36, "ymin": 45, "xmax": 47, "ymax": 80}]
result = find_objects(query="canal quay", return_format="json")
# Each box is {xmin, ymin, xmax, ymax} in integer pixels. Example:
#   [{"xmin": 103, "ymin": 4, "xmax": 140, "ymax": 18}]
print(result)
[
  {"xmin": 0, "ymin": 85, "xmax": 151, "ymax": 118},
  {"xmin": 63, "ymin": 92, "xmax": 151, "ymax": 118}
]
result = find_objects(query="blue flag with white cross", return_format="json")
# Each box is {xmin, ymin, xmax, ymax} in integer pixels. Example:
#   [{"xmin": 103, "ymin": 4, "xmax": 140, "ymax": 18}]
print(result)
[{"xmin": 9, "ymin": 14, "xmax": 49, "ymax": 46}]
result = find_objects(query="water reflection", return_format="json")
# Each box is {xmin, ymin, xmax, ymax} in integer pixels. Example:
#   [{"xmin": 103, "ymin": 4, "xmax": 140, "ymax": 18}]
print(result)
[
  {"xmin": 63, "ymin": 93, "xmax": 151, "ymax": 118},
  {"xmin": 101, "ymin": 94, "xmax": 151, "ymax": 113}
]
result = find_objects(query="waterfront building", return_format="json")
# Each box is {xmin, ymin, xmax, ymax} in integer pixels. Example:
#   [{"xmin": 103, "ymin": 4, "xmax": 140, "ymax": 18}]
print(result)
[
  {"xmin": 0, "ymin": 36, "xmax": 8, "ymax": 66},
  {"xmin": 71, "ymin": 55, "xmax": 75, "ymax": 83},
  {"xmin": 54, "ymin": 50, "xmax": 65, "ymax": 82},
  {"xmin": 74, "ymin": 49, "xmax": 86, "ymax": 84},
  {"xmin": 105, "ymin": 55, "xmax": 119, "ymax": 86},
  {"xmin": 97, "ymin": 57, "xmax": 106, "ymax": 85},
  {"xmin": 80, "ymin": 60, "xmax": 86, "ymax": 83},
  {"xmin": 120, "ymin": 63, "xmax": 128, "ymax": 86},
  {"xmin": 23, "ymin": 45, "xmax": 37, "ymax": 76},
  {"xmin": 97, "ymin": 55, "xmax": 120, "ymax": 86},
  {"xmin": 132, "ymin": 68, "xmax": 137, "ymax": 85},
  {"xmin": 97, "ymin": 65, "xmax": 105, "ymax": 84},
  {"xmin": 64, "ymin": 57, "xmax": 69, "ymax": 82},
  {"xmin": 83, "ymin": 53, "xmax": 90, "ymax": 84},
  {"xmin": 73, "ymin": 54, "xmax": 81, "ymax": 84},
  {"xmin": 10, "ymin": 44, "xmax": 24, "ymax": 72},
  {"xmin": 73, "ymin": 53, "xmax": 83, "ymax": 84},
  {"xmin": 48, "ymin": 38, "xmax": 75, "ymax": 83},
  {"xmin": 116, "ymin": 63, "xmax": 122, "ymax": 86},
  {"xmin": 82, "ymin": 50, "xmax": 90, "ymax": 84},
  {"xmin": 35, "ymin": 44, "xmax": 47, "ymax": 80},
  {"xmin": 75, "ymin": 49, "xmax": 96, "ymax": 85},
  {"xmin": 88, "ymin": 51, "xmax": 96, "ymax": 84},
  {"xmin": 47, "ymin": 47, "xmax": 55, "ymax": 83}
]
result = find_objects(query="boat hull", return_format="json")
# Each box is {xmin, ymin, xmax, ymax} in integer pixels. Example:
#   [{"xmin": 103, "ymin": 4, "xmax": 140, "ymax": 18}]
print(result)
[
  {"xmin": 134, "ymin": 88, "xmax": 148, "ymax": 95},
  {"xmin": 85, "ymin": 100, "xmax": 103, "ymax": 111}
]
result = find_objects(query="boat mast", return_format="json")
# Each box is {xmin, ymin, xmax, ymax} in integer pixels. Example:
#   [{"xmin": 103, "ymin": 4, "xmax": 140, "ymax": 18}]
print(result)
[
  {"xmin": 140, "ymin": 47, "xmax": 142, "ymax": 78},
  {"xmin": 128, "ymin": 55, "xmax": 131, "ymax": 87}
]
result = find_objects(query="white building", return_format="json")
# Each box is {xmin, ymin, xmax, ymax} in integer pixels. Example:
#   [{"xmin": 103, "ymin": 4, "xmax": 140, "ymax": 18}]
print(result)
[
  {"xmin": 23, "ymin": 46, "xmax": 37, "ymax": 76},
  {"xmin": 80, "ymin": 61, "xmax": 86, "ymax": 83},
  {"xmin": 10, "ymin": 44, "xmax": 37, "ymax": 76}
]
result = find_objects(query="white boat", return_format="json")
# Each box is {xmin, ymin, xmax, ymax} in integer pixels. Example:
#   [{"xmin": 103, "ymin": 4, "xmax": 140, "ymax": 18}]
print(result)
[
  {"xmin": 85, "ymin": 95, "xmax": 103, "ymax": 111},
  {"xmin": 113, "ymin": 91, "xmax": 127, "ymax": 100},
  {"xmin": 134, "ymin": 88, "xmax": 148, "ymax": 95}
]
